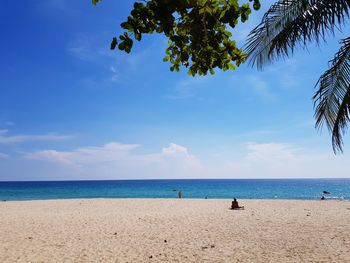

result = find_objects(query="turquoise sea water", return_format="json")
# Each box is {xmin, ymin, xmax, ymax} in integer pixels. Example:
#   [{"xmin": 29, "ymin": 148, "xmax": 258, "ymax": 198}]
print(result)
[{"xmin": 0, "ymin": 179, "xmax": 350, "ymax": 201}]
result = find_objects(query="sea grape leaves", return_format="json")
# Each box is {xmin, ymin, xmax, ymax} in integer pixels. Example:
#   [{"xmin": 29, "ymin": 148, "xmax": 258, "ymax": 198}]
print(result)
[{"xmin": 92, "ymin": 0, "xmax": 261, "ymax": 76}]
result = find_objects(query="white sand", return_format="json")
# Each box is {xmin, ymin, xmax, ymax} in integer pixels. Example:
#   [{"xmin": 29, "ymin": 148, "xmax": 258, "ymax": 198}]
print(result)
[{"xmin": 0, "ymin": 199, "xmax": 350, "ymax": 262}]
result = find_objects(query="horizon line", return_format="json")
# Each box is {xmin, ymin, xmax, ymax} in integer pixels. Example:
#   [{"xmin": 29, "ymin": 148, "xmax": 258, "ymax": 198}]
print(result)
[{"xmin": 1, "ymin": 177, "xmax": 350, "ymax": 183}]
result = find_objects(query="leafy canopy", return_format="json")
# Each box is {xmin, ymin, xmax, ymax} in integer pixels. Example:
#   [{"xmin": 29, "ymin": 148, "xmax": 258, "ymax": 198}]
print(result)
[{"xmin": 92, "ymin": 0, "xmax": 261, "ymax": 76}]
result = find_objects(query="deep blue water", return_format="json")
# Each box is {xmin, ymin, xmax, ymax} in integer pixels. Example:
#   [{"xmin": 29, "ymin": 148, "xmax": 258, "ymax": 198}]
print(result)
[{"xmin": 0, "ymin": 179, "xmax": 349, "ymax": 201}]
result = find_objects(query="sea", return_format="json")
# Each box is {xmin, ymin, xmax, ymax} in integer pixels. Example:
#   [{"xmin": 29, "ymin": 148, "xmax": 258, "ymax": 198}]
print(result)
[{"xmin": 0, "ymin": 179, "xmax": 349, "ymax": 201}]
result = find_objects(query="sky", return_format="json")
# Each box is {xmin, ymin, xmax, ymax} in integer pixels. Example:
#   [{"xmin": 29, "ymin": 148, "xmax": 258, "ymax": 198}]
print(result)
[{"xmin": 1, "ymin": 0, "xmax": 350, "ymax": 181}]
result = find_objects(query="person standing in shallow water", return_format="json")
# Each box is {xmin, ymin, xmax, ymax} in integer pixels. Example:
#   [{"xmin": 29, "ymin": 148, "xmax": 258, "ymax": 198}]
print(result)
[{"xmin": 178, "ymin": 191, "xmax": 182, "ymax": 199}]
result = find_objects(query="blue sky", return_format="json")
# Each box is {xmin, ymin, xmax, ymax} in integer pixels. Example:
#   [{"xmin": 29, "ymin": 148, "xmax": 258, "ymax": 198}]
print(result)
[{"xmin": 1, "ymin": 0, "xmax": 350, "ymax": 180}]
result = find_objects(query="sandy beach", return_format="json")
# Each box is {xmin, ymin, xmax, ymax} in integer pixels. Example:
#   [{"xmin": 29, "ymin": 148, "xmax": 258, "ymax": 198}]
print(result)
[{"xmin": 0, "ymin": 199, "xmax": 349, "ymax": 262}]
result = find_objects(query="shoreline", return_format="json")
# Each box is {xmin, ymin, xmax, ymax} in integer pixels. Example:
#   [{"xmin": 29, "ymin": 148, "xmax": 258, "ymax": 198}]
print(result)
[
  {"xmin": 1, "ymin": 197, "xmax": 348, "ymax": 202},
  {"xmin": 1, "ymin": 199, "xmax": 350, "ymax": 262}
]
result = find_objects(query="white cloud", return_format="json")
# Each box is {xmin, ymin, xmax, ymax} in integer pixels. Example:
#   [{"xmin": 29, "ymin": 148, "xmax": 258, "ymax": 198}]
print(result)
[
  {"xmin": 265, "ymin": 59, "xmax": 301, "ymax": 89},
  {"xmin": 67, "ymin": 34, "xmax": 154, "ymax": 87},
  {"xmin": 67, "ymin": 34, "xmax": 116, "ymax": 63},
  {"xmin": 5, "ymin": 121, "xmax": 14, "ymax": 126},
  {"xmin": 66, "ymin": 35, "xmax": 109, "ymax": 62},
  {"xmin": 162, "ymin": 143, "xmax": 188, "ymax": 155},
  {"xmin": 225, "ymin": 142, "xmax": 350, "ymax": 178},
  {"xmin": 296, "ymin": 119, "xmax": 315, "ymax": 128},
  {"xmin": 0, "ymin": 130, "xmax": 74, "ymax": 144},
  {"xmin": 242, "ymin": 75, "xmax": 276, "ymax": 101},
  {"xmin": 110, "ymin": 66, "xmax": 119, "ymax": 82},
  {"xmin": 23, "ymin": 142, "xmax": 203, "ymax": 179},
  {"xmin": 36, "ymin": 0, "xmax": 77, "ymax": 16},
  {"xmin": 7, "ymin": 139, "xmax": 350, "ymax": 180},
  {"xmin": 25, "ymin": 142, "xmax": 139, "ymax": 165},
  {"xmin": 166, "ymin": 76, "xmax": 209, "ymax": 99},
  {"xmin": 0, "ymin": 153, "xmax": 9, "ymax": 159}
]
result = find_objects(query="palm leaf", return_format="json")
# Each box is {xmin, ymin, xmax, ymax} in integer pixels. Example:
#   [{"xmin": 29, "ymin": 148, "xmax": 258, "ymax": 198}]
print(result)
[
  {"xmin": 245, "ymin": 0, "xmax": 350, "ymax": 69},
  {"xmin": 313, "ymin": 36, "xmax": 350, "ymax": 153}
]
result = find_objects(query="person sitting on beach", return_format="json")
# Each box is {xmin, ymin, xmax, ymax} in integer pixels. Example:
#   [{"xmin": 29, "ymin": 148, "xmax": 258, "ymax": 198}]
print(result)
[{"xmin": 231, "ymin": 198, "xmax": 244, "ymax": 210}]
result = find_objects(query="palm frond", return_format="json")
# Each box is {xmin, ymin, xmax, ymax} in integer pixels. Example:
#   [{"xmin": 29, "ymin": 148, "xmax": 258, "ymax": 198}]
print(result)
[
  {"xmin": 245, "ymin": 0, "xmax": 350, "ymax": 69},
  {"xmin": 313, "ymin": 36, "xmax": 350, "ymax": 153}
]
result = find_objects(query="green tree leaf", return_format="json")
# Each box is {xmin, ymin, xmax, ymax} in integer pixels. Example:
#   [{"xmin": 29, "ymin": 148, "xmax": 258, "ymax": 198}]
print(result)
[{"xmin": 110, "ymin": 37, "xmax": 118, "ymax": 50}]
